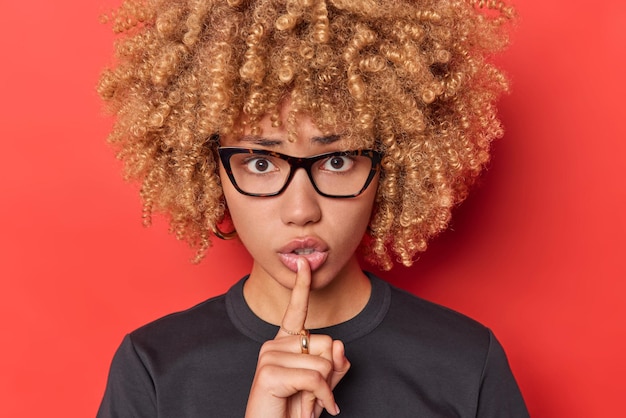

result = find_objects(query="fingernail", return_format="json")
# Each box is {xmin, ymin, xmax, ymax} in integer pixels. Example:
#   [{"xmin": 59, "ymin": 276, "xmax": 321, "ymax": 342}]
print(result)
[
  {"xmin": 297, "ymin": 257, "xmax": 304, "ymax": 272},
  {"xmin": 335, "ymin": 403, "xmax": 341, "ymax": 415},
  {"xmin": 310, "ymin": 413, "xmax": 314, "ymax": 418}
]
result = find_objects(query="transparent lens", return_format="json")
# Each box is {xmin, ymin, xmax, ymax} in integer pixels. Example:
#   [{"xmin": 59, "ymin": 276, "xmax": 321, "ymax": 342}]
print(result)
[
  {"xmin": 229, "ymin": 153, "xmax": 290, "ymax": 195},
  {"xmin": 311, "ymin": 155, "xmax": 373, "ymax": 196}
]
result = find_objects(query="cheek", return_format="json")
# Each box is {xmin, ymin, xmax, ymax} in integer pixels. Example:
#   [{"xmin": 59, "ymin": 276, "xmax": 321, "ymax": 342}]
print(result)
[
  {"xmin": 221, "ymin": 182, "xmax": 273, "ymax": 247},
  {"xmin": 220, "ymin": 168, "xmax": 249, "ymax": 228},
  {"xmin": 355, "ymin": 182, "xmax": 378, "ymax": 226},
  {"xmin": 223, "ymin": 189, "xmax": 252, "ymax": 231},
  {"xmin": 328, "ymin": 194, "xmax": 377, "ymax": 243}
]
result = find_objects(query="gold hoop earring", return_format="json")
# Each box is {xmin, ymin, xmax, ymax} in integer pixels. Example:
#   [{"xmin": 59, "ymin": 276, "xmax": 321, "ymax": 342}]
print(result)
[{"xmin": 213, "ymin": 224, "xmax": 237, "ymax": 240}]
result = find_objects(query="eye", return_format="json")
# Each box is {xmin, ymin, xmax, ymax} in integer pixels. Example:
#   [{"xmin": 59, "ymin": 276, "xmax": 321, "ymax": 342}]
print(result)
[
  {"xmin": 321, "ymin": 155, "xmax": 354, "ymax": 172},
  {"xmin": 243, "ymin": 157, "xmax": 278, "ymax": 174}
]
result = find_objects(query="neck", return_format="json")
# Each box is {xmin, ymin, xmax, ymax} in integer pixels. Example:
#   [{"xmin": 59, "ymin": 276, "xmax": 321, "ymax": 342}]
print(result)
[{"xmin": 243, "ymin": 257, "xmax": 372, "ymax": 329}]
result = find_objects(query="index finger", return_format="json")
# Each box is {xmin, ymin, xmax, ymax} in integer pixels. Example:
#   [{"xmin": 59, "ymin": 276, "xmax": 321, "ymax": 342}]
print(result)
[{"xmin": 276, "ymin": 257, "xmax": 311, "ymax": 339}]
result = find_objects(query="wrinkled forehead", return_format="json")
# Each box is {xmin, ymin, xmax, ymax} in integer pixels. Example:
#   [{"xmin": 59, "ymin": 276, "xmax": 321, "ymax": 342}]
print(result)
[{"xmin": 221, "ymin": 98, "xmax": 375, "ymax": 152}]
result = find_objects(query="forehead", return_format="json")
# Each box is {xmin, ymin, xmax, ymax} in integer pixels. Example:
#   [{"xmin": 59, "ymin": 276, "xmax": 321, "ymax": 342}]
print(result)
[
  {"xmin": 220, "ymin": 108, "xmax": 353, "ymax": 155},
  {"xmin": 220, "ymin": 133, "xmax": 348, "ymax": 159},
  {"xmin": 220, "ymin": 95, "xmax": 373, "ymax": 152}
]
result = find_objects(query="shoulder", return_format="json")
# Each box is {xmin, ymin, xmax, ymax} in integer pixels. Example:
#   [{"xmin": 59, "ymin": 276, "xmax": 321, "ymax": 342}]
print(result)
[
  {"xmin": 389, "ymin": 284, "xmax": 488, "ymax": 334},
  {"xmin": 124, "ymin": 277, "xmax": 254, "ymax": 362},
  {"xmin": 128, "ymin": 295, "xmax": 230, "ymax": 353},
  {"xmin": 368, "ymin": 276, "xmax": 518, "ymax": 390},
  {"xmin": 345, "ymin": 275, "xmax": 529, "ymax": 417},
  {"xmin": 370, "ymin": 274, "xmax": 493, "ymax": 358}
]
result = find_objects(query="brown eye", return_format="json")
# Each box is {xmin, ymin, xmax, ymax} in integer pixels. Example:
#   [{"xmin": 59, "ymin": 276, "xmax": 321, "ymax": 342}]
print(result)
[
  {"xmin": 254, "ymin": 159, "xmax": 269, "ymax": 172},
  {"xmin": 321, "ymin": 155, "xmax": 354, "ymax": 173},
  {"xmin": 330, "ymin": 157, "xmax": 345, "ymax": 169},
  {"xmin": 243, "ymin": 157, "xmax": 277, "ymax": 174}
]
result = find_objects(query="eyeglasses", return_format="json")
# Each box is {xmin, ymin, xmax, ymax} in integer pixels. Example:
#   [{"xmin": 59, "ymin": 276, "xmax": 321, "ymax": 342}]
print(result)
[{"xmin": 218, "ymin": 147, "xmax": 382, "ymax": 198}]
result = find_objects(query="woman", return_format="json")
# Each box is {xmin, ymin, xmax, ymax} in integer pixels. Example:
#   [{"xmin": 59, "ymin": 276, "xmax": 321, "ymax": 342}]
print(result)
[{"xmin": 97, "ymin": 0, "xmax": 528, "ymax": 416}]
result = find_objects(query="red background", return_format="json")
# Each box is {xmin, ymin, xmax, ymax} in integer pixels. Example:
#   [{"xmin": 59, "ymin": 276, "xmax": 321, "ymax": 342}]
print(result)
[{"xmin": 1, "ymin": 1, "xmax": 624, "ymax": 416}]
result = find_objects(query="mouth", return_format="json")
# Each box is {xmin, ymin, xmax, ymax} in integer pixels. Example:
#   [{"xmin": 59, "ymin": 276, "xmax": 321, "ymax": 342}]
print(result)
[
  {"xmin": 293, "ymin": 248, "xmax": 315, "ymax": 256},
  {"xmin": 278, "ymin": 238, "xmax": 329, "ymax": 272}
]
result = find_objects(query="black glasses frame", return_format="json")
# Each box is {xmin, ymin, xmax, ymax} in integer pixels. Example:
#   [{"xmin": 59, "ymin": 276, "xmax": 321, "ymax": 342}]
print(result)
[{"xmin": 217, "ymin": 147, "xmax": 382, "ymax": 198}]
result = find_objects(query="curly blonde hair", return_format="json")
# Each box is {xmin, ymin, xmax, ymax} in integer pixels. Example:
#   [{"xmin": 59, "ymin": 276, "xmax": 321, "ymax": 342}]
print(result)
[{"xmin": 98, "ymin": 0, "xmax": 514, "ymax": 270}]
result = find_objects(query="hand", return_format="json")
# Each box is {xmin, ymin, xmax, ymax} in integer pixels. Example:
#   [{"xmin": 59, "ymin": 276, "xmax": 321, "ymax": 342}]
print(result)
[{"xmin": 244, "ymin": 258, "xmax": 350, "ymax": 418}]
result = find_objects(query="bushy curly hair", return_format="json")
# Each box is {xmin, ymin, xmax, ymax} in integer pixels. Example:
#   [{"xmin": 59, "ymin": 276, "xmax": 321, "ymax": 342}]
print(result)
[{"xmin": 98, "ymin": 0, "xmax": 514, "ymax": 270}]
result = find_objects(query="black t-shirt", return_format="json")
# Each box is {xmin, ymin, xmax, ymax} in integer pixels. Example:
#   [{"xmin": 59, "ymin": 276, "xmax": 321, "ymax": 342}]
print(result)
[{"xmin": 97, "ymin": 273, "xmax": 529, "ymax": 417}]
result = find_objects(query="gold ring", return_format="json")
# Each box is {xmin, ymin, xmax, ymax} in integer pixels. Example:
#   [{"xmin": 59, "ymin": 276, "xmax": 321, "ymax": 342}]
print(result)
[
  {"xmin": 280, "ymin": 325, "xmax": 306, "ymax": 336},
  {"xmin": 300, "ymin": 330, "xmax": 310, "ymax": 354}
]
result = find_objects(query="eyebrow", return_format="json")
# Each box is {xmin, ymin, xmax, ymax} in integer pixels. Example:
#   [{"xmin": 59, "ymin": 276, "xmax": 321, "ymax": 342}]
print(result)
[
  {"xmin": 237, "ymin": 134, "xmax": 341, "ymax": 147},
  {"xmin": 237, "ymin": 136, "xmax": 282, "ymax": 146},
  {"xmin": 313, "ymin": 134, "xmax": 341, "ymax": 145}
]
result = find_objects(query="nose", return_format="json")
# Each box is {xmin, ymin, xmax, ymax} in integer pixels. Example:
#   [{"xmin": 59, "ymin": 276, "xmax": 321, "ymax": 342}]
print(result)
[{"xmin": 279, "ymin": 168, "xmax": 322, "ymax": 226}]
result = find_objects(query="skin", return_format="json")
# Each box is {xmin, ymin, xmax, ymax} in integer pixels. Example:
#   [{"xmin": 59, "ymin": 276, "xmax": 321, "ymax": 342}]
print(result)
[
  {"xmin": 219, "ymin": 102, "xmax": 379, "ymax": 417},
  {"xmin": 246, "ymin": 258, "xmax": 348, "ymax": 418}
]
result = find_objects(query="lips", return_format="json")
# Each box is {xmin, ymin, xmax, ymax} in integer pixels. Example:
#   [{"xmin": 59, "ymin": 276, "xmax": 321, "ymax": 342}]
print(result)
[{"xmin": 277, "ymin": 237, "xmax": 329, "ymax": 272}]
